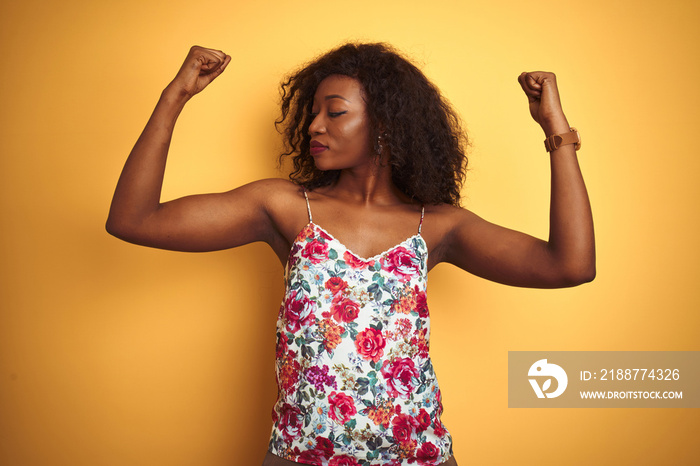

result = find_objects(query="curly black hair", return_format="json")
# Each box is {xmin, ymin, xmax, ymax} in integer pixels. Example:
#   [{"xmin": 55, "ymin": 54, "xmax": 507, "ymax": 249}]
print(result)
[{"xmin": 276, "ymin": 42, "xmax": 468, "ymax": 206}]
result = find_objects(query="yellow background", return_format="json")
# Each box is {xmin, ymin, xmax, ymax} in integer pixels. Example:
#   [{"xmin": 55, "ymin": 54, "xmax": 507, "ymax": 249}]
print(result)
[{"xmin": 1, "ymin": 0, "xmax": 698, "ymax": 465}]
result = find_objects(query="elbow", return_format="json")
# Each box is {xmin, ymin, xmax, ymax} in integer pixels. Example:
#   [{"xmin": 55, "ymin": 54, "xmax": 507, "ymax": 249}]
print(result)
[
  {"xmin": 105, "ymin": 216, "xmax": 117, "ymax": 236},
  {"xmin": 105, "ymin": 217, "xmax": 126, "ymax": 240},
  {"xmin": 105, "ymin": 215, "xmax": 138, "ymax": 243},
  {"xmin": 570, "ymin": 267, "xmax": 596, "ymax": 286},
  {"xmin": 557, "ymin": 261, "xmax": 596, "ymax": 287}
]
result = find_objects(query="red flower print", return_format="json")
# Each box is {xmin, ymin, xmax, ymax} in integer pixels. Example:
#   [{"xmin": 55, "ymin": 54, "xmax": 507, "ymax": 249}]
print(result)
[
  {"xmin": 278, "ymin": 403, "xmax": 304, "ymax": 441},
  {"xmin": 327, "ymin": 391, "xmax": 357, "ymax": 425},
  {"xmin": 433, "ymin": 418, "xmax": 447, "ymax": 437},
  {"xmin": 329, "ymin": 296, "xmax": 360, "ymax": 323},
  {"xmin": 287, "ymin": 242, "xmax": 302, "ymax": 270},
  {"xmin": 410, "ymin": 328, "xmax": 429, "ymax": 358},
  {"xmin": 284, "ymin": 290, "xmax": 315, "ymax": 332},
  {"xmin": 295, "ymin": 435, "xmax": 334, "ymax": 464},
  {"xmin": 381, "ymin": 357, "xmax": 420, "ymax": 398},
  {"xmin": 394, "ymin": 318, "xmax": 413, "ymax": 339},
  {"xmin": 382, "ymin": 246, "xmax": 419, "ymax": 280},
  {"xmin": 302, "ymin": 238, "xmax": 330, "ymax": 264},
  {"xmin": 416, "ymin": 442, "xmax": 440, "ymax": 465},
  {"xmin": 315, "ymin": 436, "xmax": 335, "ymax": 458},
  {"xmin": 414, "ymin": 285, "xmax": 429, "ymax": 318},
  {"xmin": 391, "ymin": 412, "xmax": 419, "ymax": 443},
  {"xmin": 416, "ymin": 409, "xmax": 431, "ymax": 432},
  {"xmin": 297, "ymin": 450, "xmax": 324, "ymax": 465},
  {"xmin": 329, "ymin": 455, "xmax": 361, "ymax": 466},
  {"xmin": 275, "ymin": 330, "xmax": 289, "ymax": 358},
  {"xmin": 325, "ymin": 276, "xmax": 348, "ymax": 294},
  {"xmin": 298, "ymin": 446, "xmax": 334, "ymax": 465},
  {"xmin": 354, "ymin": 327, "xmax": 386, "ymax": 363},
  {"xmin": 317, "ymin": 228, "xmax": 334, "ymax": 242},
  {"xmin": 343, "ymin": 250, "xmax": 375, "ymax": 269}
]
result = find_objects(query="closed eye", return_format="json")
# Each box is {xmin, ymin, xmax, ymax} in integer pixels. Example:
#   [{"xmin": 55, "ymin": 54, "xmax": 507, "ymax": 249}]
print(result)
[{"xmin": 309, "ymin": 111, "xmax": 347, "ymax": 118}]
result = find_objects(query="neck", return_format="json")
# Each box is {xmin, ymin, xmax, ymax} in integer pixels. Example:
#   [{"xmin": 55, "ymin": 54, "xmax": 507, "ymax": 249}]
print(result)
[{"xmin": 331, "ymin": 160, "xmax": 406, "ymax": 206}]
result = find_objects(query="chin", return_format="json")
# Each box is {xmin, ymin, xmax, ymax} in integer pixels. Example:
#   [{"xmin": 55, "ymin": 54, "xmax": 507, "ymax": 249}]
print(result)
[
  {"xmin": 312, "ymin": 159, "xmax": 341, "ymax": 172},
  {"xmin": 312, "ymin": 161, "xmax": 331, "ymax": 171}
]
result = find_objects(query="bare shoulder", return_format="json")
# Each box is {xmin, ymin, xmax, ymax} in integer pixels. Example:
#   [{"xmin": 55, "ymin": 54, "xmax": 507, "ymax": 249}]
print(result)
[
  {"xmin": 231, "ymin": 177, "xmax": 299, "ymax": 197},
  {"xmin": 246, "ymin": 178, "xmax": 305, "ymax": 210},
  {"xmin": 233, "ymin": 178, "xmax": 309, "ymax": 254},
  {"xmin": 222, "ymin": 177, "xmax": 302, "ymax": 212},
  {"xmin": 424, "ymin": 203, "xmax": 481, "ymax": 232}
]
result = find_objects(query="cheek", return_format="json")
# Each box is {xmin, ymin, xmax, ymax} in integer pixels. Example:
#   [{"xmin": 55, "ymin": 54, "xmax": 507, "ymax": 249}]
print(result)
[{"xmin": 341, "ymin": 119, "xmax": 372, "ymax": 151}]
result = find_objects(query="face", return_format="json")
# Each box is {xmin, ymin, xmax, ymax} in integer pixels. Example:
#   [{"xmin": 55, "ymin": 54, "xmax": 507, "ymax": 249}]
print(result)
[{"xmin": 308, "ymin": 75, "xmax": 374, "ymax": 172}]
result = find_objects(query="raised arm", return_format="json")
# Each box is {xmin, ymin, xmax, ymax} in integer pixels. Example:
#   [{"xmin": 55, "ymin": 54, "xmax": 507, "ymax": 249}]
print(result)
[
  {"xmin": 106, "ymin": 46, "xmax": 286, "ymax": 253},
  {"xmin": 440, "ymin": 72, "xmax": 595, "ymax": 288}
]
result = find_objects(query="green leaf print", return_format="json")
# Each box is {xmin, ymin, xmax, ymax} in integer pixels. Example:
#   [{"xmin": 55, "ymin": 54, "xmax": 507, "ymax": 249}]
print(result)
[
  {"xmin": 346, "ymin": 322, "xmax": 359, "ymax": 339},
  {"xmin": 367, "ymin": 283, "xmax": 382, "ymax": 300},
  {"xmin": 339, "ymin": 433, "xmax": 351, "ymax": 446},
  {"xmin": 301, "ymin": 344, "xmax": 315, "ymax": 359},
  {"xmin": 357, "ymin": 377, "xmax": 370, "ymax": 395}
]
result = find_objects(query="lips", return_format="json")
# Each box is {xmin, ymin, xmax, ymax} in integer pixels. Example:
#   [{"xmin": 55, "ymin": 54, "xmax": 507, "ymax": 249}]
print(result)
[{"xmin": 310, "ymin": 140, "xmax": 328, "ymax": 156}]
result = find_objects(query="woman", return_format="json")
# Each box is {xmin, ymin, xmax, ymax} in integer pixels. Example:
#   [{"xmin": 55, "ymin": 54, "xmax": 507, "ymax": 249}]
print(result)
[{"xmin": 107, "ymin": 43, "xmax": 594, "ymax": 466}]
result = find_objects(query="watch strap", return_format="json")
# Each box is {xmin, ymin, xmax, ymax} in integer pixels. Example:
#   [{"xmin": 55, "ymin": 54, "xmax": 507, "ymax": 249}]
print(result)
[{"xmin": 544, "ymin": 127, "xmax": 581, "ymax": 152}]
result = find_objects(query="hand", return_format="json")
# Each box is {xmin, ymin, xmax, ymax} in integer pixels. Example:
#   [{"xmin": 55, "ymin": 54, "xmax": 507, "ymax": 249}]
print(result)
[
  {"xmin": 167, "ymin": 46, "xmax": 231, "ymax": 99},
  {"xmin": 518, "ymin": 71, "xmax": 568, "ymax": 135}
]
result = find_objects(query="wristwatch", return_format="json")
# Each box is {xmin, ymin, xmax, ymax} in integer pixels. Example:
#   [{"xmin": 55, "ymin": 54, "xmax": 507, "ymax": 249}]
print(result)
[{"xmin": 544, "ymin": 127, "xmax": 581, "ymax": 152}]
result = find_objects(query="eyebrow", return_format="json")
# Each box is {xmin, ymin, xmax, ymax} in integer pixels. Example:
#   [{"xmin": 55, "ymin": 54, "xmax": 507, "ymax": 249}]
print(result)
[{"xmin": 324, "ymin": 94, "xmax": 350, "ymax": 102}]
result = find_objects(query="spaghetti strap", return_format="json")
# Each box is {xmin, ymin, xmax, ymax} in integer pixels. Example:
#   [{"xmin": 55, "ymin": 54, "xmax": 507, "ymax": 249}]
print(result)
[
  {"xmin": 303, "ymin": 190, "xmax": 313, "ymax": 223},
  {"xmin": 418, "ymin": 206, "xmax": 425, "ymax": 235}
]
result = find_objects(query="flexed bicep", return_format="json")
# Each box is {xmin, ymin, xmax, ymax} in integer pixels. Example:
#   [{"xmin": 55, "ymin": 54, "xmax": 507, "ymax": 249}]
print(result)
[
  {"xmin": 442, "ymin": 209, "xmax": 592, "ymax": 289},
  {"xmin": 440, "ymin": 72, "xmax": 594, "ymax": 288},
  {"xmin": 108, "ymin": 179, "xmax": 286, "ymax": 252},
  {"xmin": 107, "ymin": 46, "xmax": 265, "ymax": 253}
]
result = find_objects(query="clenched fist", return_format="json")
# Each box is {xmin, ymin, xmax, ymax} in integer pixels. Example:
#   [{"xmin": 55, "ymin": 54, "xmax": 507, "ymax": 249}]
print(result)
[
  {"xmin": 167, "ymin": 46, "xmax": 231, "ymax": 99},
  {"xmin": 518, "ymin": 71, "xmax": 569, "ymax": 135}
]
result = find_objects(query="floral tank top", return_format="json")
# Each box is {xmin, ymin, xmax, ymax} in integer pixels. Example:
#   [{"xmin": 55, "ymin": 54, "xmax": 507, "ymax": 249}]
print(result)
[{"xmin": 268, "ymin": 192, "xmax": 452, "ymax": 466}]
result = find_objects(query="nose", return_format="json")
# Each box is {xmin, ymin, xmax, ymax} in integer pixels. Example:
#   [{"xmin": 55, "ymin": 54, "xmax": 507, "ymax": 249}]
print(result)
[{"xmin": 308, "ymin": 113, "xmax": 325, "ymax": 135}]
